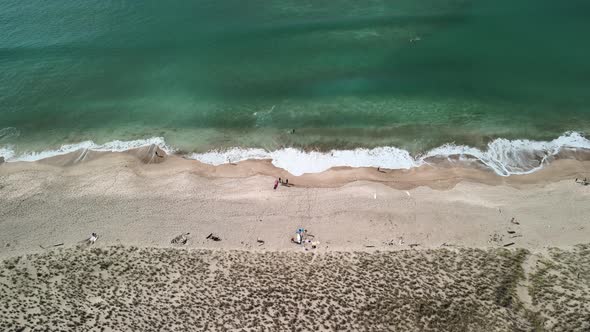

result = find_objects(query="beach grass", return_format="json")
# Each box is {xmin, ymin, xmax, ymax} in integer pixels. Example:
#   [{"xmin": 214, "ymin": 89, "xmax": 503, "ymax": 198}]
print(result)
[
  {"xmin": 4, "ymin": 246, "xmax": 588, "ymax": 331},
  {"xmin": 528, "ymin": 244, "xmax": 590, "ymax": 331}
]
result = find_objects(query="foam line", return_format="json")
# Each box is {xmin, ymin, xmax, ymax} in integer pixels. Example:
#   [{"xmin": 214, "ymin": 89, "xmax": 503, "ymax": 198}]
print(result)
[
  {"xmin": 1, "ymin": 137, "xmax": 172, "ymax": 162},
  {"xmin": 190, "ymin": 132, "xmax": 590, "ymax": 176},
  {"xmin": 1, "ymin": 132, "xmax": 589, "ymax": 177}
]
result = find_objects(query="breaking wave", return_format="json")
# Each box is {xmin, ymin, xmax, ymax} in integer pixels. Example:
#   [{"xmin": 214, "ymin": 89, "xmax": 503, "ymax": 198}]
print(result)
[
  {"xmin": 0, "ymin": 137, "xmax": 172, "ymax": 162},
  {"xmin": 1, "ymin": 132, "xmax": 589, "ymax": 177},
  {"xmin": 189, "ymin": 132, "xmax": 590, "ymax": 176}
]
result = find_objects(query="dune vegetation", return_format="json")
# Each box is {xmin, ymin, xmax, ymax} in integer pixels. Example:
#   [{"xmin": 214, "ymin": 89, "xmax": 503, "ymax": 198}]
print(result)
[{"xmin": 1, "ymin": 245, "xmax": 588, "ymax": 331}]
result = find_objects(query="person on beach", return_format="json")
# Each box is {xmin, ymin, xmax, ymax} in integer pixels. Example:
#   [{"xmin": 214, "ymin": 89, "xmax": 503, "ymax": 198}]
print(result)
[
  {"xmin": 274, "ymin": 179, "xmax": 279, "ymax": 190},
  {"xmin": 89, "ymin": 233, "xmax": 98, "ymax": 244},
  {"xmin": 291, "ymin": 232, "xmax": 302, "ymax": 244}
]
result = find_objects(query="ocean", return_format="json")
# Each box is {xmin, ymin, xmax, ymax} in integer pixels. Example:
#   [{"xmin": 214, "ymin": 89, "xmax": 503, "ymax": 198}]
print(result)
[{"xmin": 1, "ymin": 0, "xmax": 589, "ymax": 175}]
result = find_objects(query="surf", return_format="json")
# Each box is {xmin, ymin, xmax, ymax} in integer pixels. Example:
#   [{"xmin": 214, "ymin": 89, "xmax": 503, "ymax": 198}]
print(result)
[{"xmin": 1, "ymin": 132, "xmax": 589, "ymax": 177}]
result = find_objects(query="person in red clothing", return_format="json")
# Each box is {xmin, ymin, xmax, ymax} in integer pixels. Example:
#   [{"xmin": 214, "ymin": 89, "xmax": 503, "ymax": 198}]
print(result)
[{"xmin": 273, "ymin": 179, "xmax": 279, "ymax": 190}]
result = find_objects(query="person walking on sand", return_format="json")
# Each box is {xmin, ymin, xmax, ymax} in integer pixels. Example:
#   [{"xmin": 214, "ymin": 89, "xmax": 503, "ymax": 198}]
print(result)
[{"xmin": 273, "ymin": 179, "xmax": 279, "ymax": 190}]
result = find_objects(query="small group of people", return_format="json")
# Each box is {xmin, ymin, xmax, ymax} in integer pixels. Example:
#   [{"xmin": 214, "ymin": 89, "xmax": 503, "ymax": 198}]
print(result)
[
  {"xmin": 575, "ymin": 178, "xmax": 589, "ymax": 186},
  {"xmin": 291, "ymin": 228, "xmax": 307, "ymax": 244},
  {"xmin": 273, "ymin": 177, "xmax": 290, "ymax": 190},
  {"xmin": 291, "ymin": 228, "xmax": 319, "ymax": 250}
]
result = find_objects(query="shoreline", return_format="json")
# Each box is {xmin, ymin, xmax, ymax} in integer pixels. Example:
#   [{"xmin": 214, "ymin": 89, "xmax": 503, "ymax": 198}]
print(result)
[
  {"xmin": 2, "ymin": 131, "xmax": 589, "ymax": 177},
  {"xmin": 1, "ymin": 147, "xmax": 589, "ymax": 259},
  {"xmin": 2, "ymin": 144, "xmax": 590, "ymax": 188}
]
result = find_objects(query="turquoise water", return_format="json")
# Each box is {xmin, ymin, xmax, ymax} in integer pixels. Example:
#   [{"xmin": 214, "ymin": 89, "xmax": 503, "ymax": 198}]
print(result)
[{"xmin": 1, "ymin": 0, "xmax": 589, "ymax": 156}]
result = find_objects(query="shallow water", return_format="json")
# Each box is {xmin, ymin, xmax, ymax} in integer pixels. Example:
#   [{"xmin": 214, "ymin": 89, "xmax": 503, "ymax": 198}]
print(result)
[{"xmin": 1, "ymin": 0, "xmax": 589, "ymax": 172}]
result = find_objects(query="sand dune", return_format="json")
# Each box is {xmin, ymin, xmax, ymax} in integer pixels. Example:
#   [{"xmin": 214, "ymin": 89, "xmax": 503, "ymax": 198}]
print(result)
[{"xmin": 1, "ymin": 245, "xmax": 589, "ymax": 331}]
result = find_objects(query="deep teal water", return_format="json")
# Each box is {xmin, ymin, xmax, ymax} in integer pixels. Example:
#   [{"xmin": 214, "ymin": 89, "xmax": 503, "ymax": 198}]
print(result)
[{"xmin": 1, "ymin": 0, "xmax": 589, "ymax": 155}]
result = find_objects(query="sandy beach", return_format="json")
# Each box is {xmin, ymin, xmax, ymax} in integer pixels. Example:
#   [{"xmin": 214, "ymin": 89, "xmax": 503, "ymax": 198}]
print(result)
[
  {"xmin": 3, "ymin": 0, "xmax": 590, "ymax": 329},
  {"xmin": 1, "ymin": 147, "xmax": 589, "ymax": 257},
  {"xmin": 1, "ymin": 147, "xmax": 589, "ymax": 331}
]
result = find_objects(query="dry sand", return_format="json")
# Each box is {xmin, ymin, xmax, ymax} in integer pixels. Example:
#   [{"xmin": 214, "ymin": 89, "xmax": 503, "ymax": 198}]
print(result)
[{"xmin": 1, "ymin": 147, "xmax": 589, "ymax": 331}]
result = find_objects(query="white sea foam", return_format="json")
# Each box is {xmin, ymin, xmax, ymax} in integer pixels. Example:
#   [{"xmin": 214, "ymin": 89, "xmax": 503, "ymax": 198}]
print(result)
[
  {"xmin": 0, "ymin": 137, "xmax": 172, "ymax": 162},
  {"xmin": 1, "ymin": 132, "xmax": 589, "ymax": 176},
  {"xmin": 421, "ymin": 132, "xmax": 590, "ymax": 176},
  {"xmin": 0, "ymin": 127, "xmax": 20, "ymax": 160},
  {"xmin": 189, "ymin": 146, "xmax": 417, "ymax": 175},
  {"xmin": 0, "ymin": 146, "xmax": 15, "ymax": 160},
  {"xmin": 190, "ymin": 132, "xmax": 590, "ymax": 176}
]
